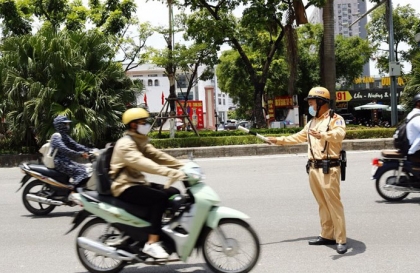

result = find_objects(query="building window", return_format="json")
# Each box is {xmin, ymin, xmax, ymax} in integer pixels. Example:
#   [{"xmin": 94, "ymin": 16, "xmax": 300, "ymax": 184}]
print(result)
[
  {"xmin": 177, "ymin": 92, "xmax": 193, "ymax": 100},
  {"xmin": 148, "ymin": 79, "xmax": 153, "ymax": 86},
  {"xmin": 148, "ymin": 74, "xmax": 158, "ymax": 77},
  {"xmin": 154, "ymin": 80, "xmax": 159, "ymax": 86},
  {"xmin": 132, "ymin": 74, "xmax": 143, "ymax": 77},
  {"xmin": 177, "ymin": 75, "xmax": 188, "ymax": 88}
]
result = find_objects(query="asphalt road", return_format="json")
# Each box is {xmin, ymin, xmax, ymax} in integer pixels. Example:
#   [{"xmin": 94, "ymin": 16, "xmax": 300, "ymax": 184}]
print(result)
[{"xmin": 1, "ymin": 151, "xmax": 420, "ymax": 273}]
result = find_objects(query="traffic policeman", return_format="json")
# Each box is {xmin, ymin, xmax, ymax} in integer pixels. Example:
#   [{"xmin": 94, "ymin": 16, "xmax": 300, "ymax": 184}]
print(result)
[{"xmin": 267, "ymin": 87, "xmax": 347, "ymax": 254}]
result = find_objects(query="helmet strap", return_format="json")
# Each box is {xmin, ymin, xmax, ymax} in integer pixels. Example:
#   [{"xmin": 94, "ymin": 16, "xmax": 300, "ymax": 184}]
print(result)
[{"xmin": 315, "ymin": 99, "xmax": 326, "ymax": 117}]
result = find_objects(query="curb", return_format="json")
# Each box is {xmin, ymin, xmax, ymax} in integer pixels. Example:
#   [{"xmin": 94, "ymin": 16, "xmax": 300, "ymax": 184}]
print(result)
[
  {"xmin": 0, "ymin": 138, "xmax": 394, "ymax": 168},
  {"xmin": 161, "ymin": 138, "xmax": 394, "ymax": 159}
]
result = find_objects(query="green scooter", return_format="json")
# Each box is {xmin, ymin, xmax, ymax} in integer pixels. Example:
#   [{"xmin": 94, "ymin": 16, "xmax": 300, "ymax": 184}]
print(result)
[{"xmin": 67, "ymin": 160, "xmax": 260, "ymax": 273}]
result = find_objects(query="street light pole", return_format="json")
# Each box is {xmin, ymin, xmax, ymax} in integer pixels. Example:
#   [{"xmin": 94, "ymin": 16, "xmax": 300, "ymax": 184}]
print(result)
[{"xmin": 387, "ymin": 0, "xmax": 399, "ymax": 126}]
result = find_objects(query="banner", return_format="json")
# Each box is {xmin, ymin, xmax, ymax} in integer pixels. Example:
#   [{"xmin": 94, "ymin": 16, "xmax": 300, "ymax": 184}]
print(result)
[{"xmin": 176, "ymin": 101, "xmax": 204, "ymax": 129}]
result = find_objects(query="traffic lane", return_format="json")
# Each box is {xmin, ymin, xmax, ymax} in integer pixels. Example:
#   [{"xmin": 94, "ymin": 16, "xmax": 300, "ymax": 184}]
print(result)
[
  {"xmin": 0, "ymin": 151, "xmax": 420, "ymax": 272},
  {"xmin": 192, "ymin": 151, "xmax": 420, "ymax": 273}
]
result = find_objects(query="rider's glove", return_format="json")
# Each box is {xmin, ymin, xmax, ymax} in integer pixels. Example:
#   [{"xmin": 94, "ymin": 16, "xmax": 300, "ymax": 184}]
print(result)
[{"xmin": 164, "ymin": 169, "xmax": 186, "ymax": 189}]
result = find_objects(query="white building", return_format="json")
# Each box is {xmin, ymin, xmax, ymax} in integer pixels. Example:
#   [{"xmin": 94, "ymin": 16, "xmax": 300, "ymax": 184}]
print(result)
[
  {"xmin": 309, "ymin": 0, "xmax": 370, "ymax": 76},
  {"xmin": 125, "ymin": 64, "xmax": 233, "ymax": 128}
]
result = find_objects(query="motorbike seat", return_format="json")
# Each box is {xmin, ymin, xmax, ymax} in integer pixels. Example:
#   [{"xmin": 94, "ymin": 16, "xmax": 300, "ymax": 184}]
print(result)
[
  {"xmin": 83, "ymin": 191, "xmax": 150, "ymax": 220},
  {"xmin": 26, "ymin": 164, "xmax": 70, "ymax": 183},
  {"xmin": 381, "ymin": 150, "xmax": 405, "ymax": 159}
]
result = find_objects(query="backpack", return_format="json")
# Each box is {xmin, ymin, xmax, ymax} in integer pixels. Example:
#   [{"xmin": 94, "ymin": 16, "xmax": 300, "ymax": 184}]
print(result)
[
  {"xmin": 393, "ymin": 114, "xmax": 420, "ymax": 155},
  {"xmin": 95, "ymin": 135, "xmax": 131, "ymax": 195},
  {"xmin": 39, "ymin": 133, "xmax": 61, "ymax": 168},
  {"xmin": 95, "ymin": 143, "xmax": 116, "ymax": 195}
]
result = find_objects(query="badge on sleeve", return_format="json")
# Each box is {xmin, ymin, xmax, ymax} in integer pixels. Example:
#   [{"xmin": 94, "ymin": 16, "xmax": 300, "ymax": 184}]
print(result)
[{"xmin": 335, "ymin": 120, "xmax": 344, "ymax": 126}]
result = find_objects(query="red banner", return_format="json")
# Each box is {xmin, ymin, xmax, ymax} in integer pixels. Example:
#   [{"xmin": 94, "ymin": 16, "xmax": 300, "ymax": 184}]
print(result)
[{"xmin": 176, "ymin": 101, "xmax": 204, "ymax": 129}]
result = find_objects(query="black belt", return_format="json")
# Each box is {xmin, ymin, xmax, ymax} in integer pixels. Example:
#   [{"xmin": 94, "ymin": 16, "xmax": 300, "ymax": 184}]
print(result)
[{"xmin": 308, "ymin": 159, "xmax": 340, "ymax": 168}]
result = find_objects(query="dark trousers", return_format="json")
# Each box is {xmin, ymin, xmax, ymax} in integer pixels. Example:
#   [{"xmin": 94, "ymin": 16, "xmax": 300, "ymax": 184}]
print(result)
[
  {"xmin": 408, "ymin": 150, "xmax": 420, "ymax": 163},
  {"xmin": 408, "ymin": 150, "xmax": 420, "ymax": 178},
  {"xmin": 118, "ymin": 183, "xmax": 180, "ymax": 234}
]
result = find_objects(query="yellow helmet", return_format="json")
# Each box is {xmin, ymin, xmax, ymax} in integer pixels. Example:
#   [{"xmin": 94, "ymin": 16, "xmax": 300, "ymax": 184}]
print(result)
[
  {"xmin": 304, "ymin": 87, "xmax": 330, "ymax": 102},
  {"xmin": 122, "ymin": 108, "xmax": 149, "ymax": 125}
]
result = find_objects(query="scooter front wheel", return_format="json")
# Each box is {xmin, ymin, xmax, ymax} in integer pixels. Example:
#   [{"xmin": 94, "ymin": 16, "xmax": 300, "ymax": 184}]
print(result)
[{"xmin": 202, "ymin": 219, "xmax": 260, "ymax": 273}]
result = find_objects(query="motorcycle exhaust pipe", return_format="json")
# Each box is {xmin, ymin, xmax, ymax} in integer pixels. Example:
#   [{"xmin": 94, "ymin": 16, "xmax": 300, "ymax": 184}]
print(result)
[
  {"xmin": 384, "ymin": 185, "xmax": 420, "ymax": 193},
  {"xmin": 26, "ymin": 194, "xmax": 64, "ymax": 206},
  {"xmin": 77, "ymin": 237, "xmax": 136, "ymax": 261}
]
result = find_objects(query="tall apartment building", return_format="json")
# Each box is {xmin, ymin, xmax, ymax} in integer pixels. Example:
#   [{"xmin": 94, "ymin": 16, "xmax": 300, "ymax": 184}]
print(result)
[{"xmin": 309, "ymin": 0, "xmax": 370, "ymax": 76}]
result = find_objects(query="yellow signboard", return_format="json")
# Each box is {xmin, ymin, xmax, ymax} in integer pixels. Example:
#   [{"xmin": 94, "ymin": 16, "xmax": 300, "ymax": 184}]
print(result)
[{"xmin": 336, "ymin": 91, "xmax": 352, "ymax": 102}]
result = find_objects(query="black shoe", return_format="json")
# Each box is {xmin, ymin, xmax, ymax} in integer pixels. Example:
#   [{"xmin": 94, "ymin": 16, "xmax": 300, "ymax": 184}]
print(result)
[
  {"xmin": 308, "ymin": 236, "xmax": 336, "ymax": 245},
  {"xmin": 336, "ymin": 243, "xmax": 347, "ymax": 254}
]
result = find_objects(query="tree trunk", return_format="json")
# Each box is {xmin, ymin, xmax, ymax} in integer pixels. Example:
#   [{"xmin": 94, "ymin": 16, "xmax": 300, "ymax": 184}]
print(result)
[
  {"xmin": 322, "ymin": 0, "xmax": 336, "ymax": 109},
  {"xmin": 253, "ymin": 83, "xmax": 265, "ymax": 128},
  {"xmin": 167, "ymin": 0, "xmax": 176, "ymax": 112}
]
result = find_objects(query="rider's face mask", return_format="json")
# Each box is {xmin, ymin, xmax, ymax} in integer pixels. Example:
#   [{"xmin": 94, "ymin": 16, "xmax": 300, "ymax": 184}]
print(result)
[{"xmin": 137, "ymin": 124, "xmax": 151, "ymax": 135}]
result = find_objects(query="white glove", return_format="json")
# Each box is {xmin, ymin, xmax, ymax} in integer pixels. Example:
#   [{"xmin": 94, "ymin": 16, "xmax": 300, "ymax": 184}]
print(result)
[{"xmin": 164, "ymin": 169, "xmax": 185, "ymax": 189}]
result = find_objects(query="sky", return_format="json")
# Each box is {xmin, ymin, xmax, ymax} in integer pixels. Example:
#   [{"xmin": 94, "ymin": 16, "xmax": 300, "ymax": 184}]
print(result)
[{"xmin": 136, "ymin": 0, "xmax": 420, "ymax": 75}]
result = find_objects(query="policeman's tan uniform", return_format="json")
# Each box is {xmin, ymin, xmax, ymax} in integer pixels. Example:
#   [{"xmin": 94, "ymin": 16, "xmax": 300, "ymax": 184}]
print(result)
[{"xmin": 274, "ymin": 111, "xmax": 346, "ymax": 244}]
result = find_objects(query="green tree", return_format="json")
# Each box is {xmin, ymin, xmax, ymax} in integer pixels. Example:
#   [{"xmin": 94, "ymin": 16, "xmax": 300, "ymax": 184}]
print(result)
[
  {"xmin": 217, "ymin": 23, "xmax": 373, "ymax": 118},
  {"xmin": 367, "ymin": 3, "xmax": 420, "ymax": 73},
  {"xmin": 0, "ymin": 28, "xmax": 140, "ymax": 149},
  {"xmin": 150, "ymin": 12, "xmax": 219, "ymax": 117},
  {"xmin": 401, "ymin": 53, "xmax": 420, "ymax": 110},
  {"xmin": 179, "ymin": 0, "xmax": 311, "ymax": 127}
]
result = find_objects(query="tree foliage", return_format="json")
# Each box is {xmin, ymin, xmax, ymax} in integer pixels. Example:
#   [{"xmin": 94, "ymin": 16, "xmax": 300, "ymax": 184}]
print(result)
[
  {"xmin": 217, "ymin": 23, "xmax": 373, "ymax": 119},
  {"xmin": 177, "ymin": 0, "xmax": 307, "ymax": 127},
  {"xmin": 0, "ymin": 0, "xmax": 156, "ymax": 152},
  {"xmin": 367, "ymin": 3, "xmax": 420, "ymax": 74},
  {"xmin": 0, "ymin": 27, "xmax": 140, "ymax": 149}
]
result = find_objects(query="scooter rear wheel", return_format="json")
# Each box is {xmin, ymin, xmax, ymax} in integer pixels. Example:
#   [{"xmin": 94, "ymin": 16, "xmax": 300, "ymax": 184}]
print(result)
[
  {"xmin": 77, "ymin": 218, "xmax": 126, "ymax": 273},
  {"xmin": 376, "ymin": 168, "xmax": 410, "ymax": 202},
  {"xmin": 22, "ymin": 180, "xmax": 56, "ymax": 216},
  {"xmin": 202, "ymin": 219, "xmax": 260, "ymax": 273}
]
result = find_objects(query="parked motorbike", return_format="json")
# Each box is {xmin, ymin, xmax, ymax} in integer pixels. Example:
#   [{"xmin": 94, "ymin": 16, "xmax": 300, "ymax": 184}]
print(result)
[
  {"xmin": 16, "ymin": 150, "xmax": 98, "ymax": 215},
  {"xmin": 371, "ymin": 149, "xmax": 420, "ymax": 201},
  {"xmin": 67, "ymin": 160, "xmax": 260, "ymax": 273}
]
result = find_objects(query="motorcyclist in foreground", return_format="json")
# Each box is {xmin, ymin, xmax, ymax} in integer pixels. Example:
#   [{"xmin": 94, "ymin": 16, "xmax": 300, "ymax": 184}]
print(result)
[{"xmin": 109, "ymin": 107, "xmax": 185, "ymax": 259}]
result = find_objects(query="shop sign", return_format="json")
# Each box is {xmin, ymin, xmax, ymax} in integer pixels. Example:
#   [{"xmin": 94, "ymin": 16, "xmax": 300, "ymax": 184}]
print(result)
[
  {"xmin": 274, "ymin": 96, "xmax": 293, "ymax": 107},
  {"xmin": 351, "ymin": 89, "xmax": 402, "ymax": 101},
  {"xmin": 336, "ymin": 102, "xmax": 348, "ymax": 109}
]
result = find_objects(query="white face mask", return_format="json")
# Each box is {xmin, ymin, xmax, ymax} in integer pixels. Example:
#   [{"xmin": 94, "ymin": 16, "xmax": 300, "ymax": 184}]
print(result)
[{"xmin": 137, "ymin": 124, "xmax": 151, "ymax": 135}]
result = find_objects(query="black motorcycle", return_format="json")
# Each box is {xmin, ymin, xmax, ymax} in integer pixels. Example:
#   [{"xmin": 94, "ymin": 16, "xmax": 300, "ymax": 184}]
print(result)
[
  {"xmin": 372, "ymin": 150, "xmax": 420, "ymax": 201},
  {"xmin": 17, "ymin": 152, "xmax": 97, "ymax": 215}
]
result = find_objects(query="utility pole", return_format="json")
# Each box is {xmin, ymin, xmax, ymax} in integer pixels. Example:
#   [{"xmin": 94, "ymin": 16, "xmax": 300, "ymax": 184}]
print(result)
[{"xmin": 387, "ymin": 0, "xmax": 399, "ymax": 126}]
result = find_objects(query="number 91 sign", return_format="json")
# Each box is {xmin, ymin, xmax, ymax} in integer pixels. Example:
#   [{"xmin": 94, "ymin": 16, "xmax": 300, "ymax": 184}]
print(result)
[{"xmin": 336, "ymin": 91, "xmax": 352, "ymax": 102}]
